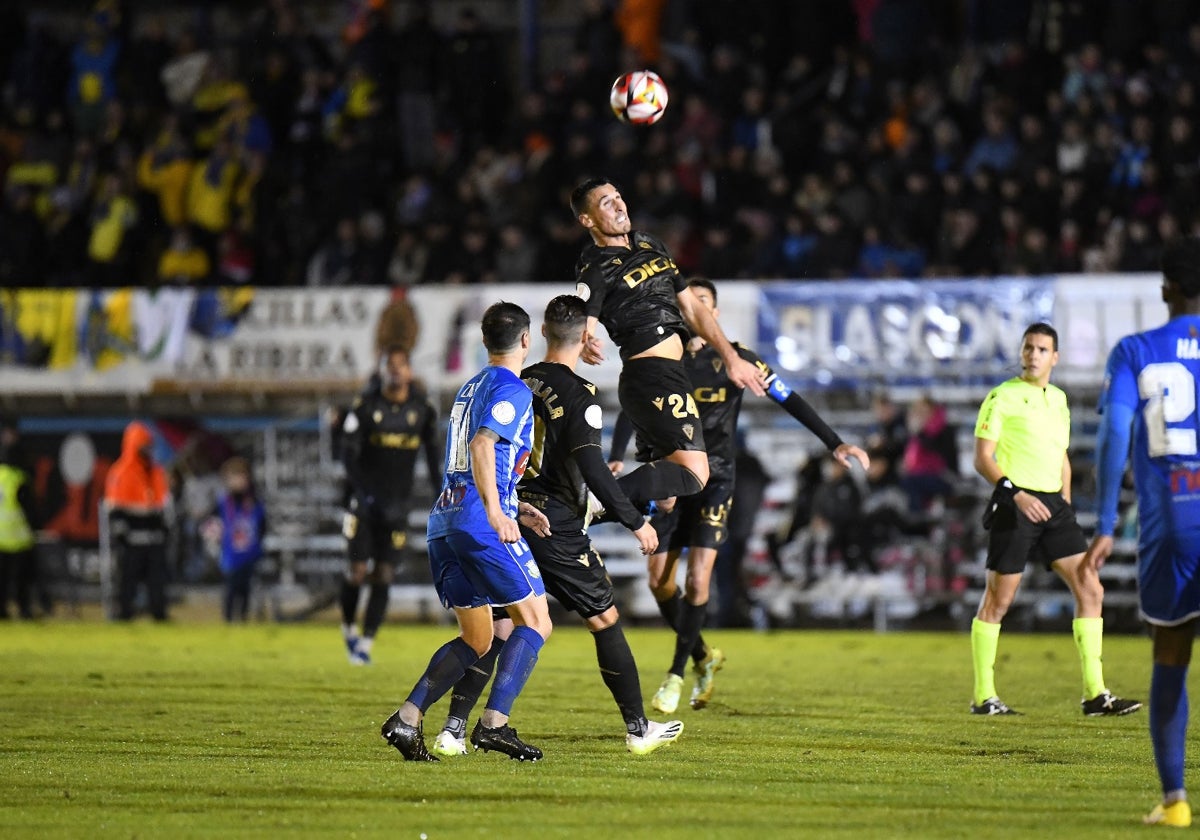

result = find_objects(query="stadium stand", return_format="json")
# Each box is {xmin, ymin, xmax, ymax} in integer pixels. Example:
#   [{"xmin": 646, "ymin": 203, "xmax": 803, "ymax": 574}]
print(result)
[{"xmin": 3, "ymin": 1, "xmax": 1200, "ymax": 288}]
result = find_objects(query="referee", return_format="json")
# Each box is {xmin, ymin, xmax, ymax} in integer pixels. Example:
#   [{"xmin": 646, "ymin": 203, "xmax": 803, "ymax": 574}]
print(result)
[{"xmin": 969, "ymin": 322, "xmax": 1141, "ymax": 717}]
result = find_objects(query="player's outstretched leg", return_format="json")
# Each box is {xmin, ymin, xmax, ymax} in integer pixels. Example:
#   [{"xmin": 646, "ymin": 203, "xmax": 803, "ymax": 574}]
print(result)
[
  {"xmin": 616, "ymin": 461, "xmax": 704, "ymax": 513},
  {"xmin": 589, "ymin": 617, "xmax": 683, "ymax": 754}
]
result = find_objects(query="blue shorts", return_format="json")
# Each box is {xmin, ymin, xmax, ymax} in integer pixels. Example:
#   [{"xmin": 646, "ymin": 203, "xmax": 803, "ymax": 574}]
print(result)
[
  {"xmin": 427, "ymin": 531, "xmax": 545, "ymax": 610},
  {"xmin": 1139, "ymin": 533, "xmax": 1200, "ymax": 627}
]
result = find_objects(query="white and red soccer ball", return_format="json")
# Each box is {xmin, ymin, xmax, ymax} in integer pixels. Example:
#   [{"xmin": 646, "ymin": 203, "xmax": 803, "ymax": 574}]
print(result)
[{"xmin": 610, "ymin": 70, "xmax": 669, "ymax": 125}]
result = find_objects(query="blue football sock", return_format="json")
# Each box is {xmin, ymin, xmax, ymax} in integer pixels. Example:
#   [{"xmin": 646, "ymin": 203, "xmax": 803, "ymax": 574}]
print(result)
[
  {"xmin": 484, "ymin": 625, "xmax": 545, "ymax": 717},
  {"xmin": 1150, "ymin": 662, "xmax": 1189, "ymax": 796},
  {"xmin": 406, "ymin": 637, "xmax": 480, "ymax": 713}
]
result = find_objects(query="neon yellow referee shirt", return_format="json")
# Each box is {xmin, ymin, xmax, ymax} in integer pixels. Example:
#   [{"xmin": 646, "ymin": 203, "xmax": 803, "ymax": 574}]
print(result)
[{"xmin": 974, "ymin": 377, "xmax": 1070, "ymax": 493}]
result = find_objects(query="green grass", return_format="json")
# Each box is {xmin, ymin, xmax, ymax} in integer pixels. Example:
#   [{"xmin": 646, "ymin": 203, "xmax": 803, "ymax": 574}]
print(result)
[{"xmin": 0, "ymin": 621, "xmax": 1166, "ymax": 838}]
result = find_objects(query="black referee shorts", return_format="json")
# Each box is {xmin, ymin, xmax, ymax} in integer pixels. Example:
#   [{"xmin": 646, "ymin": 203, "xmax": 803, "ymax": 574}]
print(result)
[
  {"xmin": 652, "ymin": 478, "xmax": 734, "ymax": 552},
  {"xmin": 985, "ymin": 490, "xmax": 1088, "ymax": 575},
  {"xmin": 618, "ymin": 356, "xmax": 706, "ymax": 463},
  {"xmin": 518, "ymin": 494, "xmax": 615, "ymax": 619}
]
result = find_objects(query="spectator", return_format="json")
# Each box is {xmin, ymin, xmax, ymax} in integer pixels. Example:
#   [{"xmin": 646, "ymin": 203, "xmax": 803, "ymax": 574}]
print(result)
[
  {"xmin": 68, "ymin": 17, "xmax": 120, "ymax": 137},
  {"xmin": 307, "ymin": 217, "xmax": 361, "ymax": 286},
  {"xmin": 185, "ymin": 139, "xmax": 239, "ymax": 248},
  {"xmin": 386, "ymin": 227, "xmax": 429, "ymax": 286},
  {"xmin": 794, "ymin": 455, "xmax": 864, "ymax": 585},
  {"xmin": 2, "ymin": 2, "xmax": 1200, "ymax": 286},
  {"xmin": 104, "ymin": 421, "xmax": 171, "ymax": 621},
  {"xmin": 899, "ymin": 395, "xmax": 958, "ymax": 512},
  {"xmin": 136, "ymin": 117, "xmax": 192, "ymax": 229},
  {"xmin": 86, "ymin": 172, "xmax": 138, "ymax": 285},
  {"xmin": 963, "ymin": 106, "xmax": 1018, "ymax": 176},
  {"xmin": 204, "ymin": 456, "xmax": 266, "ymax": 623},
  {"xmin": 157, "ymin": 227, "xmax": 210, "ymax": 285},
  {"xmin": 494, "ymin": 223, "xmax": 539, "ymax": 283}
]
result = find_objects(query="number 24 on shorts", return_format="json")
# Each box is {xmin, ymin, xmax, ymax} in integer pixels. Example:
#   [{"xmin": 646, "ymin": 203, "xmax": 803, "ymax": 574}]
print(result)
[{"xmin": 655, "ymin": 393, "xmax": 698, "ymax": 419}]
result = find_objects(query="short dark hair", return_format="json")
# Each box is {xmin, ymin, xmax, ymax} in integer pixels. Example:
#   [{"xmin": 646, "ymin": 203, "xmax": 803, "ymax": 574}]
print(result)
[
  {"xmin": 687, "ymin": 277, "xmax": 717, "ymax": 304},
  {"xmin": 1161, "ymin": 237, "xmax": 1200, "ymax": 299},
  {"xmin": 570, "ymin": 177, "xmax": 614, "ymax": 218},
  {"xmin": 543, "ymin": 294, "xmax": 587, "ymax": 346},
  {"xmin": 1023, "ymin": 322, "xmax": 1058, "ymax": 351},
  {"xmin": 481, "ymin": 301, "xmax": 530, "ymax": 353}
]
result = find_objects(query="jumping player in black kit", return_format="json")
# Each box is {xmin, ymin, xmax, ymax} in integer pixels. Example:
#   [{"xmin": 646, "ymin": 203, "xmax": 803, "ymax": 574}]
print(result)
[
  {"xmin": 570, "ymin": 178, "xmax": 767, "ymax": 515},
  {"xmin": 611, "ymin": 279, "xmax": 870, "ymax": 713},
  {"xmin": 340, "ymin": 346, "xmax": 441, "ymax": 664},
  {"xmin": 431, "ymin": 296, "xmax": 684, "ymax": 756}
]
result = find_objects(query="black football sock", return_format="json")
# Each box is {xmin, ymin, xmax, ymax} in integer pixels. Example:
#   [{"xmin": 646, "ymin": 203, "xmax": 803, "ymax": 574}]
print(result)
[
  {"xmin": 593, "ymin": 621, "xmax": 648, "ymax": 737},
  {"xmin": 617, "ymin": 461, "xmax": 705, "ymax": 509},
  {"xmin": 656, "ymin": 589, "xmax": 682, "ymax": 629},
  {"xmin": 671, "ymin": 600, "xmax": 709, "ymax": 677},
  {"xmin": 657, "ymin": 589, "xmax": 709, "ymax": 664},
  {"xmin": 446, "ymin": 636, "xmax": 504, "ymax": 738},
  {"xmin": 339, "ymin": 579, "xmax": 360, "ymax": 628},
  {"xmin": 362, "ymin": 582, "xmax": 390, "ymax": 638}
]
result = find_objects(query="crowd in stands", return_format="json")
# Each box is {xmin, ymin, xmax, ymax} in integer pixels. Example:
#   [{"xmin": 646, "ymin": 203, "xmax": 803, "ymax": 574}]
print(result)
[{"xmin": 2, "ymin": 0, "xmax": 1199, "ymax": 288}]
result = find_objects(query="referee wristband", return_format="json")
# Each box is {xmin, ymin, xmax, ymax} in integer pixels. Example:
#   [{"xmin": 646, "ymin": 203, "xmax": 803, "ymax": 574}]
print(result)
[{"xmin": 994, "ymin": 476, "xmax": 1020, "ymax": 503}]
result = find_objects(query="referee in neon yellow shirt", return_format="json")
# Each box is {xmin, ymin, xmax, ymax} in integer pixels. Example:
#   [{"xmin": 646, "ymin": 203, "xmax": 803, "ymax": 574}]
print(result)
[{"xmin": 970, "ymin": 322, "xmax": 1142, "ymax": 717}]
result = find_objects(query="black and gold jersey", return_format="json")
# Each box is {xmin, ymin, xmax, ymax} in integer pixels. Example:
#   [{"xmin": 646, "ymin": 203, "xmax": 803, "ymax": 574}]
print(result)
[
  {"xmin": 342, "ymin": 384, "xmax": 440, "ymax": 517},
  {"xmin": 574, "ymin": 230, "xmax": 689, "ymax": 359},
  {"xmin": 684, "ymin": 342, "xmax": 773, "ymax": 481},
  {"xmin": 519, "ymin": 361, "xmax": 606, "ymax": 519}
]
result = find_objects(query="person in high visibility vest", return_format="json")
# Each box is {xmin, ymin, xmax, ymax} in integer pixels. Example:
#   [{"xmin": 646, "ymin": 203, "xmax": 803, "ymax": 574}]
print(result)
[{"xmin": 0, "ymin": 439, "xmax": 38, "ymax": 620}]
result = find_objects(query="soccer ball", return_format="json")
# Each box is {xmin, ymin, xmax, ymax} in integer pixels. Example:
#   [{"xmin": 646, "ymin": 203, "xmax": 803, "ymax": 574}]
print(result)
[{"xmin": 610, "ymin": 70, "xmax": 669, "ymax": 125}]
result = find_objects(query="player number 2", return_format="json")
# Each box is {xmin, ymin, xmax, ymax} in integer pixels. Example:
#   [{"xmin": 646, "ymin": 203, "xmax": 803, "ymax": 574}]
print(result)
[
  {"xmin": 448, "ymin": 401, "xmax": 470, "ymax": 471},
  {"xmin": 667, "ymin": 393, "xmax": 699, "ymax": 418},
  {"xmin": 1139, "ymin": 362, "xmax": 1198, "ymax": 457}
]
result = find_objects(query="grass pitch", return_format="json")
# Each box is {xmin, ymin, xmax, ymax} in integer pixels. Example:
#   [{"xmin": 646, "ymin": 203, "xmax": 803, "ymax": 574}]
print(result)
[{"xmin": 0, "ymin": 620, "xmax": 1164, "ymax": 838}]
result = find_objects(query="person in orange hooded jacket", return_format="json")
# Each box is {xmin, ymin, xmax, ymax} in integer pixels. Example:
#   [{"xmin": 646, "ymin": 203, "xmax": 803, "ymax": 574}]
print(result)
[{"xmin": 104, "ymin": 421, "xmax": 171, "ymax": 620}]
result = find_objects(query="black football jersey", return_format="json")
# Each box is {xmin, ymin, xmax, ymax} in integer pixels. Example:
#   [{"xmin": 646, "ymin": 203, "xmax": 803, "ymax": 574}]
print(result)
[
  {"xmin": 684, "ymin": 342, "xmax": 774, "ymax": 481},
  {"xmin": 519, "ymin": 361, "xmax": 606, "ymax": 519},
  {"xmin": 575, "ymin": 231, "xmax": 690, "ymax": 359},
  {"xmin": 342, "ymin": 385, "xmax": 440, "ymax": 516}
]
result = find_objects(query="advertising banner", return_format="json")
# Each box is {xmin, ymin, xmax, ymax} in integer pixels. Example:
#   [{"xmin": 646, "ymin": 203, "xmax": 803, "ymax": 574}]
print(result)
[
  {"xmin": 756, "ymin": 279, "xmax": 1055, "ymax": 389},
  {"xmin": 172, "ymin": 288, "xmax": 390, "ymax": 386}
]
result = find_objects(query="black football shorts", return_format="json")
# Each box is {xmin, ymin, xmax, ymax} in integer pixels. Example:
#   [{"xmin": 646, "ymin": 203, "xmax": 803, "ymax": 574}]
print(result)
[
  {"xmin": 344, "ymin": 497, "xmax": 410, "ymax": 567},
  {"xmin": 618, "ymin": 356, "xmax": 706, "ymax": 462},
  {"xmin": 652, "ymin": 478, "xmax": 733, "ymax": 552},
  {"xmin": 518, "ymin": 495, "xmax": 615, "ymax": 619}
]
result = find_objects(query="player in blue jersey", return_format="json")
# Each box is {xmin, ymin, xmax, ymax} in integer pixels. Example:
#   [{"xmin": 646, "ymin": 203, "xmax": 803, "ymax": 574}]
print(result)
[
  {"xmin": 1084, "ymin": 237, "xmax": 1200, "ymax": 828},
  {"xmin": 381, "ymin": 301, "xmax": 554, "ymax": 763}
]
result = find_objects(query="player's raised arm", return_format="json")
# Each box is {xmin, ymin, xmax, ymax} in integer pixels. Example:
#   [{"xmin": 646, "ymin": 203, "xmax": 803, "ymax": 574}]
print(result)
[
  {"xmin": 748, "ymin": 348, "xmax": 869, "ymax": 470},
  {"xmin": 675, "ymin": 287, "xmax": 766, "ymax": 396}
]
